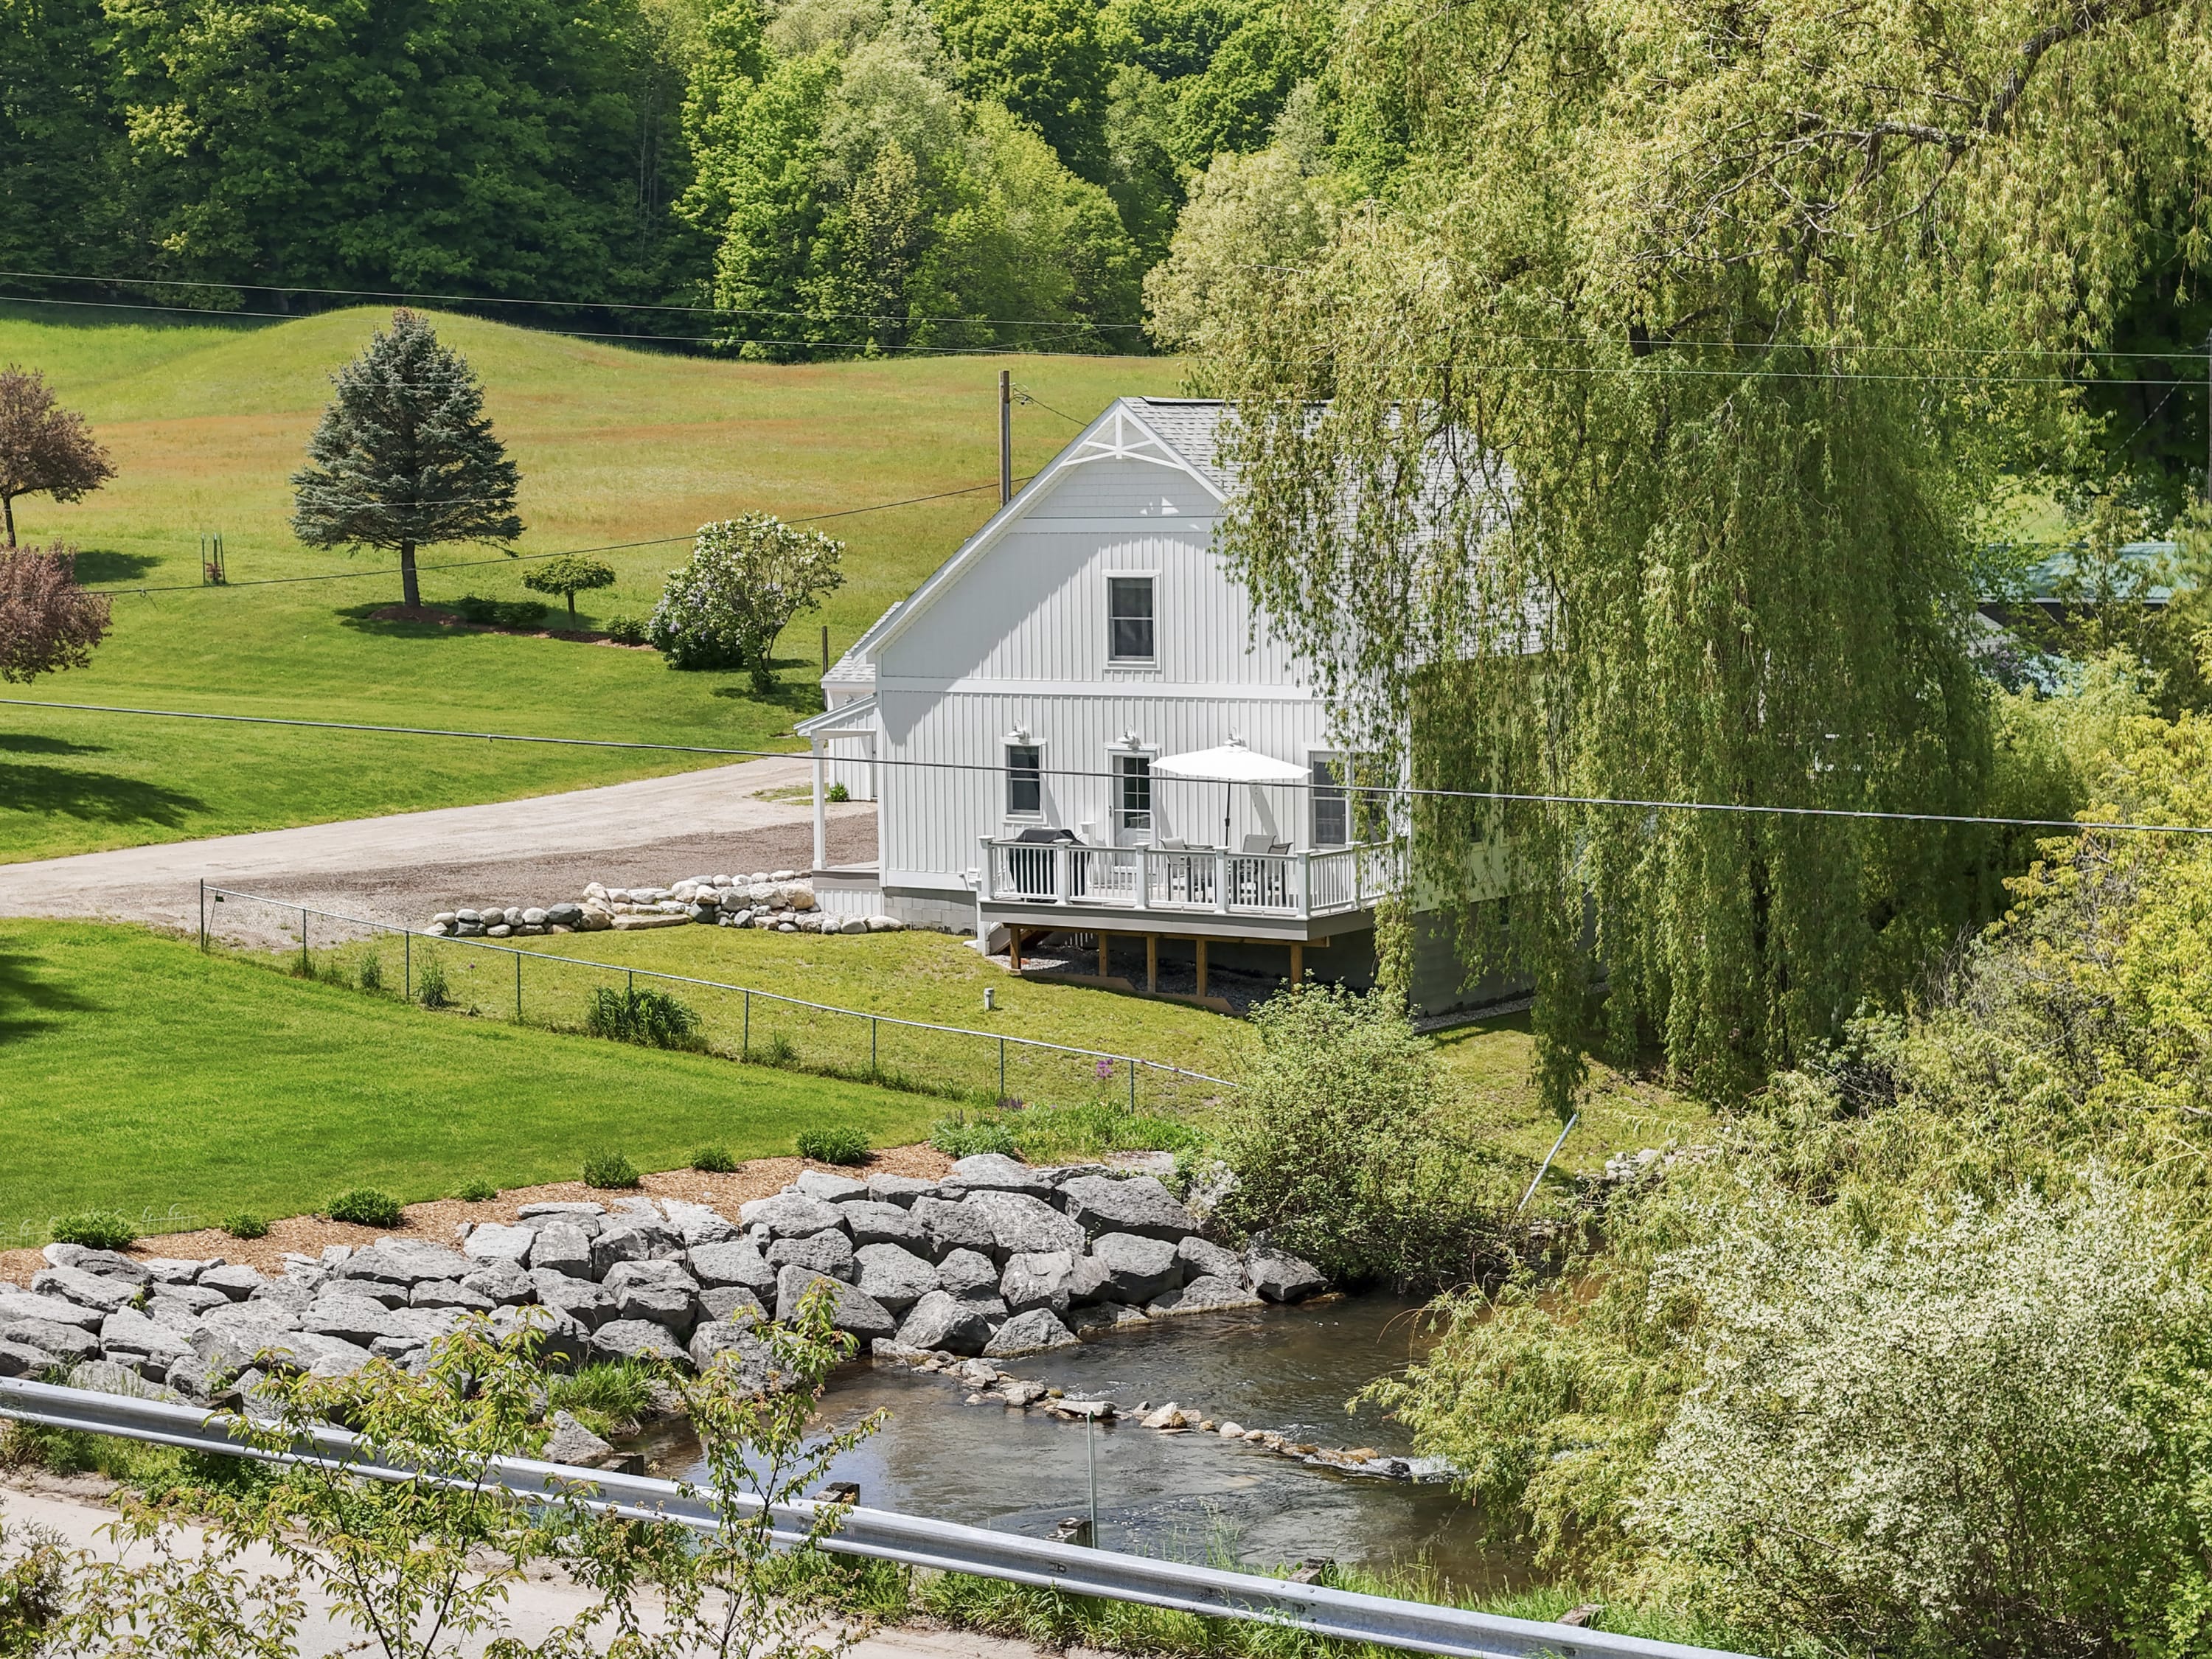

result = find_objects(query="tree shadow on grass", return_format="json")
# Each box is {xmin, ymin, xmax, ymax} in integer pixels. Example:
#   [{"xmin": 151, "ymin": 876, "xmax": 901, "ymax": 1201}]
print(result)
[
  {"xmin": 0, "ymin": 942, "xmax": 100, "ymax": 1044},
  {"xmin": 0, "ymin": 760, "xmax": 207, "ymax": 827},
  {"xmin": 333, "ymin": 599, "xmax": 461, "ymax": 638},
  {"xmin": 0, "ymin": 733, "xmax": 105, "ymax": 757},
  {"xmin": 70, "ymin": 549, "xmax": 164, "ymax": 585},
  {"xmin": 709, "ymin": 667, "xmax": 825, "ymax": 715}
]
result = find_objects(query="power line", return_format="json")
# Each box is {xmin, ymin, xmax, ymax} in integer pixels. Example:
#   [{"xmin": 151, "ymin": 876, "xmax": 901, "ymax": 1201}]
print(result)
[
  {"xmin": 80, "ymin": 479, "xmax": 1032, "ymax": 597},
  {"xmin": 4, "ymin": 695, "xmax": 2206, "ymax": 838}
]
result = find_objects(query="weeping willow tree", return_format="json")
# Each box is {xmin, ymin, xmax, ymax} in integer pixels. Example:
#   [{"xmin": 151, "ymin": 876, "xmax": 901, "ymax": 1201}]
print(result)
[{"xmin": 1208, "ymin": 0, "xmax": 2211, "ymax": 1107}]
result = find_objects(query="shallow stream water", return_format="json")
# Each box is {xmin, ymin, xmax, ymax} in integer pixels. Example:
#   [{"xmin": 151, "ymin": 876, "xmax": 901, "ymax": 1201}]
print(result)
[{"xmin": 633, "ymin": 1295, "xmax": 1517, "ymax": 1591}]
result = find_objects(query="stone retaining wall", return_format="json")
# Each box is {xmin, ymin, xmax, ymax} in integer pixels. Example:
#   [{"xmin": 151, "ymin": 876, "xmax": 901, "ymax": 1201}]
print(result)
[{"xmin": 423, "ymin": 872, "xmax": 907, "ymax": 939}]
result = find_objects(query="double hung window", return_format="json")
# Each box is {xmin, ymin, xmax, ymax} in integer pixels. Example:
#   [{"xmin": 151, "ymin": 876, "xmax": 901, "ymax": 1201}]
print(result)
[
  {"xmin": 1006, "ymin": 743, "xmax": 1042, "ymax": 817},
  {"xmin": 1108, "ymin": 576, "xmax": 1155, "ymax": 662},
  {"xmin": 1311, "ymin": 757, "xmax": 1349, "ymax": 847}
]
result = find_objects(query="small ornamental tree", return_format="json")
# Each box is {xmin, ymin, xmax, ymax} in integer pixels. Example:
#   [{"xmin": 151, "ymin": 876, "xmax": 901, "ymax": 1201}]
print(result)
[
  {"xmin": 290, "ymin": 311, "xmax": 522, "ymax": 609},
  {"xmin": 0, "ymin": 543, "xmax": 111, "ymax": 682},
  {"xmin": 0, "ymin": 366, "xmax": 114, "ymax": 547},
  {"xmin": 521, "ymin": 554, "xmax": 616, "ymax": 619},
  {"xmin": 647, "ymin": 514, "xmax": 844, "ymax": 690}
]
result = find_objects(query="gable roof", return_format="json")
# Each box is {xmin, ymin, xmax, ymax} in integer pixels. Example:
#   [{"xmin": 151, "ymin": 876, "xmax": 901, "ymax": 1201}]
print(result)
[{"xmin": 844, "ymin": 397, "xmax": 1234, "ymax": 665}]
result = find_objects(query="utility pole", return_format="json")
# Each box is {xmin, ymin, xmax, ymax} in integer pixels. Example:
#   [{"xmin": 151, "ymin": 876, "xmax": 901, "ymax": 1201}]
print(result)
[{"xmin": 999, "ymin": 369, "xmax": 1013, "ymax": 507}]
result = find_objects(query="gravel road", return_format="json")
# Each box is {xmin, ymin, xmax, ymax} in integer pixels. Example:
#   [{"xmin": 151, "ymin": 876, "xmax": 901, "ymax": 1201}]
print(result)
[{"xmin": 0, "ymin": 757, "xmax": 877, "ymax": 938}]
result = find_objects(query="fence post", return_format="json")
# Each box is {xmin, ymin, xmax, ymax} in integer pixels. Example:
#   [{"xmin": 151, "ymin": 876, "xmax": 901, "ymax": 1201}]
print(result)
[
  {"xmin": 872, "ymin": 1016, "xmax": 878, "ymax": 1075},
  {"xmin": 999, "ymin": 1037, "xmax": 1006, "ymax": 1105},
  {"xmin": 744, "ymin": 990, "xmax": 751, "ymax": 1056},
  {"xmin": 405, "ymin": 931, "xmax": 411, "ymax": 1000},
  {"xmin": 300, "ymin": 906, "xmax": 310, "ymax": 976},
  {"xmin": 515, "ymin": 951, "xmax": 524, "ymax": 1023},
  {"xmin": 1129, "ymin": 1060, "xmax": 1136, "ymax": 1114},
  {"xmin": 198, "ymin": 880, "xmax": 206, "ymax": 953}
]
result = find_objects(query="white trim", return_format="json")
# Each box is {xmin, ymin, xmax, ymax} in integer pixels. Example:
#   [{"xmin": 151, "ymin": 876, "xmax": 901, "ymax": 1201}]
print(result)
[
  {"xmin": 876, "ymin": 678, "xmax": 1319, "ymax": 701},
  {"xmin": 795, "ymin": 693, "xmax": 880, "ymax": 738}
]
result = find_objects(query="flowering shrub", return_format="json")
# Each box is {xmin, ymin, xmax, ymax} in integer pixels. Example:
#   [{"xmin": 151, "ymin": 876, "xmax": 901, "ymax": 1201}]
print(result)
[{"xmin": 647, "ymin": 515, "xmax": 844, "ymax": 689}]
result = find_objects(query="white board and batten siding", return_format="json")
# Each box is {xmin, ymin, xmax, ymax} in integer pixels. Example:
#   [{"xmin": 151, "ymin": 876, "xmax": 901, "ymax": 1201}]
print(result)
[{"xmin": 799, "ymin": 398, "xmax": 1340, "ymax": 928}]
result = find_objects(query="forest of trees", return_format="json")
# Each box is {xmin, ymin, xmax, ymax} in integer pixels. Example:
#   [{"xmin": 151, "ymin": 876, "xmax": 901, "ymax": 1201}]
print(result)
[{"xmin": 0, "ymin": 0, "xmax": 1339, "ymax": 354}]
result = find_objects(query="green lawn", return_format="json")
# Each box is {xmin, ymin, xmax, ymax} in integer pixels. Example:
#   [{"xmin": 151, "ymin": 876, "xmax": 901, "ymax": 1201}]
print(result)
[
  {"xmin": 0, "ymin": 918, "xmax": 936, "ymax": 1240},
  {"xmin": 0, "ymin": 304, "xmax": 1180, "ymax": 861}
]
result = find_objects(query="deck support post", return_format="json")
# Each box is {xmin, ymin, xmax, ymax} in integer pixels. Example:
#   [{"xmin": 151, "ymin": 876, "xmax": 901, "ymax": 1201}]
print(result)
[
  {"xmin": 1195, "ymin": 938, "xmax": 1208, "ymax": 998},
  {"xmin": 1290, "ymin": 942, "xmax": 1304, "ymax": 985},
  {"xmin": 1010, "ymin": 925, "xmax": 1023, "ymax": 973},
  {"xmin": 1098, "ymin": 931, "xmax": 1109, "ymax": 978},
  {"xmin": 1146, "ymin": 933, "xmax": 1158, "ymax": 993}
]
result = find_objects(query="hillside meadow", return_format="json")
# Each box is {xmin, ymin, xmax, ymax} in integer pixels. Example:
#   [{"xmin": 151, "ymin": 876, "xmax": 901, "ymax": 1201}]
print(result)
[{"xmin": 0, "ymin": 303, "xmax": 1180, "ymax": 860}]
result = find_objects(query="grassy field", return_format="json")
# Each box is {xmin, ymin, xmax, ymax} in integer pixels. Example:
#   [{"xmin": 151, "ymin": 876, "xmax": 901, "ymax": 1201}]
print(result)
[
  {"xmin": 0, "ymin": 918, "xmax": 937, "ymax": 1238},
  {"xmin": 224, "ymin": 913, "xmax": 1713, "ymax": 1189},
  {"xmin": 0, "ymin": 303, "xmax": 1180, "ymax": 861}
]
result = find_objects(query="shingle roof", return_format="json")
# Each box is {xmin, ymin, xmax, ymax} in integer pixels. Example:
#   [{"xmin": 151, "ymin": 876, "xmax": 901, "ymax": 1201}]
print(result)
[{"xmin": 1129, "ymin": 399, "xmax": 1234, "ymax": 494}]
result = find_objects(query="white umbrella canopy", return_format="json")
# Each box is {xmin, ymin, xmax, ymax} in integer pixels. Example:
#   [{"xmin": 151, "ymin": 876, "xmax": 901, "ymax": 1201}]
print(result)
[{"xmin": 1151, "ymin": 740, "xmax": 1306, "ymax": 847}]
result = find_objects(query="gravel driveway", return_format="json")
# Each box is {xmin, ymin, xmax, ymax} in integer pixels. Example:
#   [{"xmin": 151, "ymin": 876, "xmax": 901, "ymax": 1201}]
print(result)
[{"xmin": 0, "ymin": 757, "xmax": 877, "ymax": 938}]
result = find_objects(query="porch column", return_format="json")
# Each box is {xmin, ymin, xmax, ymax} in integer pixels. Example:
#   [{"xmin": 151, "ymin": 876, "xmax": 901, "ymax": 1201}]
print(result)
[{"xmin": 810, "ymin": 738, "xmax": 827, "ymax": 872}]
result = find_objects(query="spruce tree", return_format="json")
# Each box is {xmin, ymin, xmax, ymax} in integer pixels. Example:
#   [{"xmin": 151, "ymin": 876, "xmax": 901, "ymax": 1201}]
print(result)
[{"xmin": 291, "ymin": 312, "xmax": 523, "ymax": 609}]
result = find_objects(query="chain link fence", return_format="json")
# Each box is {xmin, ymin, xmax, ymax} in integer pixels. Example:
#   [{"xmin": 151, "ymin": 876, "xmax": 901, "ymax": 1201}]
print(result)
[{"xmin": 201, "ymin": 885, "xmax": 1235, "ymax": 1119}]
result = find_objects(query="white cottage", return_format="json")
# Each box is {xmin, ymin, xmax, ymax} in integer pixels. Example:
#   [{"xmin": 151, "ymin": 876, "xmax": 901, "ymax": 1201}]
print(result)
[{"xmin": 797, "ymin": 397, "xmax": 1403, "ymax": 1000}]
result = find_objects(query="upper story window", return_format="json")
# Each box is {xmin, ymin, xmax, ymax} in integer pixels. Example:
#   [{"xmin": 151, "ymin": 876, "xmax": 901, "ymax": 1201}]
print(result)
[
  {"xmin": 1312, "ymin": 757, "xmax": 1349, "ymax": 847},
  {"xmin": 1108, "ymin": 576, "xmax": 1155, "ymax": 662},
  {"xmin": 1006, "ymin": 743, "xmax": 1043, "ymax": 816}
]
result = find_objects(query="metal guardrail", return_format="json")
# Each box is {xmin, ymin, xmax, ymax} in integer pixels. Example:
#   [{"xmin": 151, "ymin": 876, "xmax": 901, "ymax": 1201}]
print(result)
[{"xmin": 0, "ymin": 1377, "xmax": 1746, "ymax": 1659}]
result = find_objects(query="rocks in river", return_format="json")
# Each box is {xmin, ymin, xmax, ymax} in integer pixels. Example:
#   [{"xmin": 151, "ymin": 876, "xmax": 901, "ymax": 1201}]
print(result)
[
  {"xmin": 1176, "ymin": 1237, "xmax": 1243, "ymax": 1281},
  {"xmin": 543, "ymin": 1411, "xmax": 616, "ymax": 1468},
  {"xmin": 895, "ymin": 1290, "xmax": 994, "ymax": 1356},
  {"xmin": 1000, "ymin": 1251, "xmax": 1080, "ymax": 1316},
  {"xmin": 1088, "ymin": 1233, "xmax": 1183, "ymax": 1304},
  {"xmin": 592, "ymin": 1319, "xmax": 689, "ymax": 1364},
  {"xmin": 983, "ymin": 1309, "xmax": 1078, "ymax": 1358},
  {"xmin": 908, "ymin": 1197, "xmax": 998, "ymax": 1262},
  {"xmin": 1245, "ymin": 1245, "xmax": 1328, "ymax": 1304},
  {"xmin": 935, "ymin": 1248, "xmax": 1001, "ymax": 1300},
  {"xmin": 1147, "ymin": 1274, "xmax": 1262, "ymax": 1318}
]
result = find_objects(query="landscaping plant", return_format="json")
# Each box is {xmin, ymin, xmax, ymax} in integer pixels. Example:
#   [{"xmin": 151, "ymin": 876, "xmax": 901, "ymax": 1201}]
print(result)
[
  {"xmin": 796, "ymin": 1125, "xmax": 869, "ymax": 1166},
  {"xmin": 0, "ymin": 367, "xmax": 113, "ymax": 548},
  {"xmin": 582, "ymin": 1150, "xmax": 641, "ymax": 1190},
  {"xmin": 222, "ymin": 1213, "xmax": 268, "ymax": 1240},
  {"xmin": 415, "ymin": 956, "xmax": 451, "ymax": 1009},
  {"xmin": 327, "ymin": 1188, "xmax": 403, "ymax": 1228},
  {"xmin": 454, "ymin": 1178, "xmax": 497, "ymax": 1202},
  {"xmin": 522, "ymin": 554, "xmax": 616, "ymax": 619},
  {"xmin": 646, "ymin": 515, "xmax": 845, "ymax": 689},
  {"xmin": 47, "ymin": 1210, "xmax": 134, "ymax": 1251},
  {"xmin": 453, "ymin": 594, "xmax": 548, "ymax": 629},
  {"xmin": 928, "ymin": 1113, "xmax": 1018, "ymax": 1159},
  {"xmin": 692, "ymin": 1145, "xmax": 737, "ymax": 1173},
  {"xmin": 0, "ymin": 542, "xmax": 110, "ymax": 684}
]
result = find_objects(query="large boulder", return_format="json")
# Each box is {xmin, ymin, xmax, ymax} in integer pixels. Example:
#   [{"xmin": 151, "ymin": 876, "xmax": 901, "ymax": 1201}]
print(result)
[
  {"xmin": 942, "ymin": 1154, "xmax": 1054, "ymax": 1197},
  {"xmin": 984, "ymin": 1309, "xmax": 1079, "ymax": 1359},
  {"xmin": 591, "ymin": 1222, "xmax": 675, "ymax": 1276},
  {"xmin": 460, "ymin": 1259, "xmax": 535, "ymax": 1307},
  {"xmin": 1057, "ymin": 1175, "xmax": 1200, "ymax": 1242},
  {"xmin": 0, "ymin": 1292, "xmax": 101, "ymax": 1331},
  {"xmin": 0, "ymin": 1340, "xmax": 57, "ymax": 1377},
  {"xmin": 1246, "ymin": 1245, "xmax": 1328, "ymax": 1303},
  {"xmin": 773, "ymin": 1267, "xmax": 896, "ymax": 1340},
  {"xmin": 768, "ymin": 1233, "xmax": 856, "ymax": 1284},
  {"xmin": 700, "ymin": 1285, "xmax": 766, "ymax": 1323},
  {"xmin": 866, "ymin": 1175, "xmax": 939, "ymax": 1208},
  {"xmin": 543, "ymin": 1411, "xmax": 616, "ymax": 1469},
  {"xmin": 29, "ymin": 1267, "xmax": 137, "ymax": 1313},
  {"xmin": 148, "ymin": 1284, "xmax": 230, "ymax": 1318},
  {"xmin": 1147, "ymin": 1275, "xmax": 1262, "ymax": 1318},
  {"xmin": 530, "ymin": 1271, "xmax": 616, "ymax": 1332},
  {"xmin": 526, "ymin": 1223, "xmax": 595, "ymax": 1279},
  {"xmin": 1089, "ymin": 1234, "xmax": 1183, "ymax": 1304},
  {"xmin": 591, "ymin": 1319, "xmax": 689, "ymax": 1365},
  {"xmin": 909, "ymin": 1197, "xmax": 998, "ymax": 1262},
  {"xmin": 55, "ymin": 1251, "xmax": 150, "ymax": 1285},
  {"xmin": 341, "ymin": 1240, "xmax": 471, "ymax": 1287},
  {"xmin": 1175, "ymin": 1237, "xmax": 1244, "ymax": 1282},
  {"xmin": 936, "ymin": 1249, "xmax": 1001, "ymax": 1300},
  {"xmin": 661, "ymin": 1200, "xmax": 740, "ymax": 1248},
  {"xmin": 604, "ymin": 1261, "xmax": 702, "ymax": 1331},
  {"xmin": 959, "ymin": 1192, "xmax": 1084, "ymax": 1260},
  {"xmin": 198, "ymin": 1265, "xmax": 270, "ymax": 1302},
  {"xmin": 794, "ymin": 1170, "xmax": 869, "ymax": 1204},
  {"xmin": 852, "ymin": 1245, "xmax": 938, "ymax": 1315},
  {"xmin": 518, "ymin": 1201, "xmax": 605, "ymax": 1226},
  {"xmin": 413, "ymin": 1280, "xmax": 495, "ymax": 1313},
  {"xmin": 894, "ymin": 1290, "xmax": 994, "ymax": 1357},
  {"xmin": 461, "ymin": 1224, "xmax": 535, "ymax": 1266},
  {"xmin": 1000, "ymin": 1251, "xmax": 1079, "ymax": 1316},
  {"xmin": 841, "ymin": 1202, "xmax": 927, "ymax": 1251},
  {"xmin": 689, "ymin": 1240, "xmax": 778, "ymax": 1297},
  {"xmin": 302, "ymin": 1290, "xmax": 409, "ymax": 1348},
  {"xmin": 99, "ymin": 1308, "xmax": 196, "ymax": 1376},
  {"xmin": 4, "ymin": 1318, "xmax": 100, "ymax": 1364},
  {"xmin": 740, "ymin": 1193, "xmax": 846, "ymax": 1239}
]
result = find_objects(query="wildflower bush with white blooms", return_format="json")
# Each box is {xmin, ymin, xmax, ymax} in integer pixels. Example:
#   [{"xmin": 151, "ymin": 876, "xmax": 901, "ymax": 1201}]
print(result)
[{"xmin": 1630, "ymin": 1178, "xmax": 2212, "ymax": 1656}]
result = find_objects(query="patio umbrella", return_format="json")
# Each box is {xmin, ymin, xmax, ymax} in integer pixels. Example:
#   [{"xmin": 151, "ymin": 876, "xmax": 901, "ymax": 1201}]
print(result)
[{"xmin": 1153, "ymin": 739, "xmax": 1307, "ymax": 847}]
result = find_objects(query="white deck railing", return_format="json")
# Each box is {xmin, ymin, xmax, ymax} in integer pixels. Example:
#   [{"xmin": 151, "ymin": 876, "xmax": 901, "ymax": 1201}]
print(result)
[{"xmin": 981, "ymin": 838, "xmax": 1399, "ymax": 922}]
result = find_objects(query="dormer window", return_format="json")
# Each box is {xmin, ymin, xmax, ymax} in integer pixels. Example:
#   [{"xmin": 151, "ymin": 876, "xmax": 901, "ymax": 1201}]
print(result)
[{"xmin": 1108, "ymin": 576, "xmax": 1155, "ymax": 662}]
